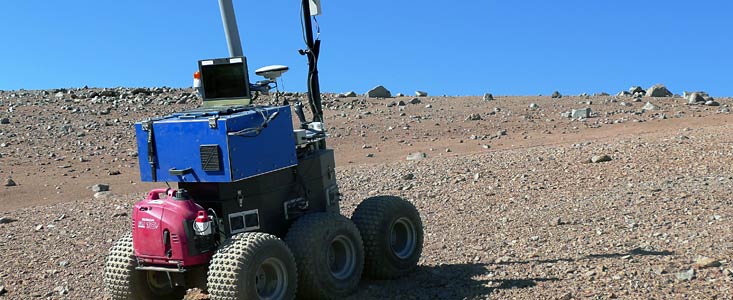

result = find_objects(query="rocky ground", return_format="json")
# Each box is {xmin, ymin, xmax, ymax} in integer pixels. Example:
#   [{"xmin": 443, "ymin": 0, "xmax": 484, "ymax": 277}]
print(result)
[{"xmin": 1, "ymin": 86, "xmax": 733, "ymax": 299}]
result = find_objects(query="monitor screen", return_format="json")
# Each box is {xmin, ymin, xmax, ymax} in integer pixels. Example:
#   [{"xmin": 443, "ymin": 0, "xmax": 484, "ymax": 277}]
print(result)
[{"xmin": 201, "ymin": 62, "xmax": 249, "ymax": 100}]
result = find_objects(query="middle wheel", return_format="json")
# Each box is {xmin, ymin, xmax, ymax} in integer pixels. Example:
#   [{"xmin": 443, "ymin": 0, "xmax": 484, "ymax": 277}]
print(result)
[{"xmin": 285, "ymin": 213, "xmax": 364, "ymax": 300}]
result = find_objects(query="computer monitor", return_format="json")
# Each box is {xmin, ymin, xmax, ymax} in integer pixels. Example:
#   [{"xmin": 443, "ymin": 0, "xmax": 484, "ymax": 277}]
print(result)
[{"xmin": 198, "ymin": 57, "xmax": 252, "ymax": 107}]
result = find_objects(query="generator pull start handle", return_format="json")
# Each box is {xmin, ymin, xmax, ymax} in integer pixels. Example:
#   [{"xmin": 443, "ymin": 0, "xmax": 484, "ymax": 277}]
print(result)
[{"xmin": 169, "ymin": 168, "xmax": 193, "ymax": 176}]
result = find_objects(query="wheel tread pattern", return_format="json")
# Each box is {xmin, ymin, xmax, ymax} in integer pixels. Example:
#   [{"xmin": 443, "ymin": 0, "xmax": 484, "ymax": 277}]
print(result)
[
  {"xmin": 103, "ymin": 233, "xmax": 135, "ymax": 300},
  {"xmin": 285, "ymin": 213, "xmax": 364, "ymax": 300},
  {"xmin": 207, "ymin": 232, "xmax": 296, "ymax": 300},
  {"xmin": 352, "ymin": 196, "xmax": 424, "ymax": 279}
]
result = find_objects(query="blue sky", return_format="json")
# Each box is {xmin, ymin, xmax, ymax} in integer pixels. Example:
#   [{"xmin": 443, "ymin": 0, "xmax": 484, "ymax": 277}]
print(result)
[{"xmin": 1, "ymin": 1, "xmax": 731, "ymax": 96}]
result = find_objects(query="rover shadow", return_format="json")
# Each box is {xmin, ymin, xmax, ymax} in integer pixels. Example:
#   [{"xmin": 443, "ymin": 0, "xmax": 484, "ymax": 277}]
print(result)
[
  {"xmin": 351, "ymin": 263, "xmax": 559, "ymax": 300},
  {"xmin": 494, "ymin": 247, "xmax": 675, "ymax": 266}
]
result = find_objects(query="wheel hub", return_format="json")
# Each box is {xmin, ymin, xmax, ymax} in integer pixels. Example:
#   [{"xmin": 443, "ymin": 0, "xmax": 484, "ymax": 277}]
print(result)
[
  {"xmin": 390, "ymin": 217, "xmax": 417, "ymax": 259},
  {"xmin": 254, "ymin": 257, "xmax": 288, "ymax": 300},
  {"xmin": 328, "ymin": 235, "xmax": 356, "ymax": 280}
]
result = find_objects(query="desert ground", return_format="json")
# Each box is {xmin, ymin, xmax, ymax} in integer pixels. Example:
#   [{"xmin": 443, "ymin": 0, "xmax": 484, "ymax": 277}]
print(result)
[{"xmin": 1, "ymin": 87, "xmax": 732, "ymax": 299}]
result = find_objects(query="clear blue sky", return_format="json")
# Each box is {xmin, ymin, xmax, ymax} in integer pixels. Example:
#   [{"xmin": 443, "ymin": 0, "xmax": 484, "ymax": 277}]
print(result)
[{"xmin": 1, "ymin": 1, "xmax": 731, "ymax": 96}]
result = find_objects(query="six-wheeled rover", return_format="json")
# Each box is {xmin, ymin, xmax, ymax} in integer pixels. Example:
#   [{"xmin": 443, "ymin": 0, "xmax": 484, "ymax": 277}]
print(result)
[{"xmin": 103, "ymin": 1, "xmax": 424, "ymax": 299}]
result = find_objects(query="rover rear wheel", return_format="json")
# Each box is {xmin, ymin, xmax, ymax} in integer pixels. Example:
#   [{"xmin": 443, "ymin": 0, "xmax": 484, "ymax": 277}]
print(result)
[
  {"xmin": 285, "ymin": 213, "xmax": 364, "ymax": 300},
  {"xmin": 103, "ymin": 233, "xmax": 184, "ymax": 300},
  {"xmin": 207, "ymin": 232, "xmax": 297, "ymax": 300},
  {"xmin": 352, "ymin": 195, "xmax": 424, "ymax": 279}
]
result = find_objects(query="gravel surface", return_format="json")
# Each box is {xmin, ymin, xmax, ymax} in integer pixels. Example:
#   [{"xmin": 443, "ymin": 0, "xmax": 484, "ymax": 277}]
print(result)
[{"xmin": 1, "ymin": 88, "xmax": 733, "ymax": 299}]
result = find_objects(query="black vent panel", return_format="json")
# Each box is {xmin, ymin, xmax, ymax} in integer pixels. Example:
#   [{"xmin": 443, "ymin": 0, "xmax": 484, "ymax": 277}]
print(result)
[{"xmin": 200, "ymin": 145, "xmax": 222, "ymax": 172}]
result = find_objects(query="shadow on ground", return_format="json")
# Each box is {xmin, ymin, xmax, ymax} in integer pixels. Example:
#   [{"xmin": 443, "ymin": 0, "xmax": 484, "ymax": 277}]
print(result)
[
  {"xmin": 494, "ymin": 247, "xmax": 675, "ymax": 266},
  {"xmin": 350, "ymin": 263, "xmax": 559, "ymax": 300}
]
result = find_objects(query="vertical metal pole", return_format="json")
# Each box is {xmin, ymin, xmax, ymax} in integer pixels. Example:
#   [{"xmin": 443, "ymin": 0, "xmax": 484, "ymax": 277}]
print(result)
[
  {"xmin": 301, "ymin": 0, "xmax": 323, "ymax": 123},
  {"xmin": 218, "ymin": 0, "xmax": 243, "ymax": 57}
]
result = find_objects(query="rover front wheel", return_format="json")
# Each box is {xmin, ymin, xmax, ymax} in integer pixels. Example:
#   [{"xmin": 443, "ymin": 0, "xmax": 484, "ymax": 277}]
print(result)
[
  {"xmin": 207, "ymin": 232, "xmax": 297, "ymax": 300},
  {"xmin": 285, "ymin": 213, "xmax": 364, "ymax": 300},
  {"xmin": 352, "ymin": 195, "xmax": 424, "ymax": 279},
  {"xmin": 103, "ymin": 233, "xmax": 184, "ymax": 300}
]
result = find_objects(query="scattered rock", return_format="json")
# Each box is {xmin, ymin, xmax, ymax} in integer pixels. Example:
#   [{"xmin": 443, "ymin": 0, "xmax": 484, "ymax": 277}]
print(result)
[
  {"xmin": 591, "ymin": 155, "xmax": 612, "ymax": 163},
  {"xmin": 415, "ymin": 90, "xmax": 428, "ymax": 97},
  {"xmin": 705, "ymin": 100, "xmax": 720, "ymax": 106},
  {"xmin": 366, "ymin": 85, "xmax": 391, "ymax": 98},
  {"xmin": 529, "ymin": 103, "xmax": 539, "ymax": 109},
  {"xmin": 342, "ymin": 91, "xmax": 357, "ymax": 97},
  {"xmin": 687, "ymin": 92, "xmax": 707, "ymax": 104},
  {"xmin": 92, "ymin": 184, "xmax": 110, "ymax": 192},
  {"xmin": 629, "ymin": 86, "xmax": 645, "ymax": 94},
  {"xmin": 646, "ymin": 84, "xmax": 673, "ymax": 97},
  {"xmin": 0, "ymin": 118, "xmax": 9, "ymax": 124},
  {"xmin": 466, "ymin": 113, "xmax": 482, "ymax": 121},
  {"xmin": 184, "ymin": 288, "xmax": 211, "ymax": 300},
  {"xmin": 406, "ymin": 152, "xmax": 427, "ymax": 161},
  {"xmin": 675, "ymin": 268, "xmax": 695, "ymax": 281},
  {"xmin": 571, "ymin": 108, "xmax": 591, "ymax": 118},
  {"xmin": 551, "ymin": 91, "xmax": 562, "ymax": 99},
  {"xmin": 693, "ymin": 257, "xmax": 721, "ymax": 269},
  {"xmin": 483, "ymin": 93, "xmax": 494, "ymax": 101},
  {"xmin": 0, "ymin": 217, "xmax": 16, "ymax": 224},
  {"xmin": 409, "ymin": 98, "xmax": 421, "ymax": 105},
  {"xmin": 4, "ymin": 178, "xmax": 16, "ymax": 187},
  {"xmin": 642, "ymin": 102, "xmax": 659, "ymax": 111},
  {"xmin": 108, "ymin": 170, "xmax": 121, "ymax": 176},
  {"xmin": 402, "ymin": 173, "xmax": 415, "ymax": 180}
]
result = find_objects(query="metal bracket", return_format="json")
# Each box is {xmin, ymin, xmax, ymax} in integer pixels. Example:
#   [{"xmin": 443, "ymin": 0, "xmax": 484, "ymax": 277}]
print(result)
[
  {"xmin": 283, "ymin": 197, "xmax": 309, "ymax": 220},
  {"xmin": 208, "ymin": 116, "xmax": 219, "ymax": 129},
  {"xmin": 142, "ymin": 119, "xmax": 153, "ymax": 132}
]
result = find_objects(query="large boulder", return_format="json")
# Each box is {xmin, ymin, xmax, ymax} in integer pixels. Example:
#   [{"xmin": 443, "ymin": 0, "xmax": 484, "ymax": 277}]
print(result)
[
  {"xmin": 571, "ymin": 108, "xmax": 591, "ymax": 118},
  {"xmin": 415, "ymin": 90, "xmax": 428, "ymax": 97},
  {"xmin": 366, "ymin": 85, "xmax": 391, "ymax": 98},
  {"xmin": 646, "ymin": 84, "xmax": 673, "ymax": 97},
  {"xmin": 629, "ymin": 86, "xmax": 645, "ymax": 94}
]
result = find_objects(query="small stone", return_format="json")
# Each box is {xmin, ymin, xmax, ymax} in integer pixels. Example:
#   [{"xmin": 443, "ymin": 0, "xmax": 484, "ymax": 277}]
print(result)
[
  {"xmin": 705, "ymin": 100, "xmax": 720, "ymax": 106},
  {"xmin": 529, "ymin": 103, "xmax": 539, "ymax": 109},
  {"xmin": 112, "ymin": 212, "xmax": 128, "ymax": 218},
  {"xmin": 58, "ymin": 260, "xmax": 70, "ymax": 267},
  {"xmin": 406, "ymin": 152, "xmax": 427, "ymax": 161},
  {"xmin": 92, "ymin": 184, "xmax": 110, "ymax": 192},
  {"xmin": 342, "ymin": 91, "xmax": 357, "ymax": 97},
  {"xmin": 675, "ymin": 268, "xmax": 695, "ymax": 281},
  {"xmin": 0, "ymin": 217, "xmax": 17, "ymax": 224},
  {"xmin": 34, "ymin": 224, "xmax": 44, "ymax": 231},
  {"xmin": 4, "ymin": 178, "xmax": 16, "ymax": 187},
  {"xmin": 425, "ymin": 104, "xmax": 432, "ymax": 108},
  {"xmin": 591, "ymin": 155, "xmax": 612, "ymax": 163},
  {"xmin": 551, "ymin": 217, "xmax": 562, "ymax": 226},
  {"xmin": 108, "ymin": 170, "xmax": 121, "ymax": 176},
  {"xmin": 0, "ymin": 118, "xmax": 9, "ymax": 124},
  {"xmin": 693, "ymin": 257, "xmax": 721, "ymax": 269},
  {"xmin": 402, "ymin": 173, "xmax": 415, "ymax": 180},
  {"xmin": 551, "ymin": 91, "xmax": 562, "ymax": 99},
  {"xmin": 642, "ymin": 102, "xmax": 659, "ymax": 111},
  {"xmin": 415, "ymin": 90, "xmax": 428, "ymax": 97},
  {"xmin": 409, "ymin": 98, "xmax": 421, "ymax": 104},
  {"xmin": 483, "ymin": 93, "xmax": 494, "ymax": 101},
  {"xmin": 466, "ymin": 113, "xmax": 482, "ymax": 121},
  {"xmin": 571, "ymin": 108, "xmax": 591, "ymax": 118}
]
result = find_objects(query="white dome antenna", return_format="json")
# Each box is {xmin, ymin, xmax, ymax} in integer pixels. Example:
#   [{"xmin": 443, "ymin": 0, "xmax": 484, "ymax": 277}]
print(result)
[{"xmin": 255, "ymin": 65, "xmax": 289, "ymax": 81}]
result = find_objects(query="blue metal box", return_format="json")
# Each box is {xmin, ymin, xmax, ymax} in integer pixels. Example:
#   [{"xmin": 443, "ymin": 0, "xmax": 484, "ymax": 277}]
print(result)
[{"xmin": 135, "ymin": 106, "xmax": 297, "ymax": 183}]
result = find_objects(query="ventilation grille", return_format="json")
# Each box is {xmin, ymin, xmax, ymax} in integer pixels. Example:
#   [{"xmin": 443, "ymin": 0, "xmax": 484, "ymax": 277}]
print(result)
[{"xmin": 200, "ymin": 145, "xmax": 221, "ymax": 172}]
